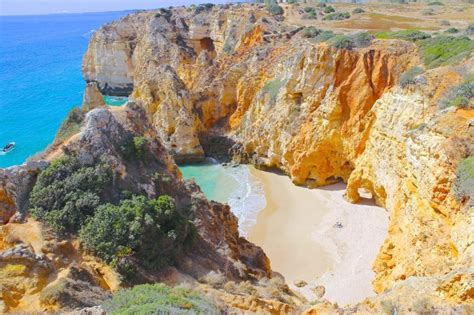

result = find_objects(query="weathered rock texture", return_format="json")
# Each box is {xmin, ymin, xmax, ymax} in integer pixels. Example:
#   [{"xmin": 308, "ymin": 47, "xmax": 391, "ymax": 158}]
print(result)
[
  {"xmin": 0, "ymin": 103, "xmax": 270, "ymax": 312},
  {"xmin": 82, "ymin": 3, "xmax": 473, "ymax": 311}
]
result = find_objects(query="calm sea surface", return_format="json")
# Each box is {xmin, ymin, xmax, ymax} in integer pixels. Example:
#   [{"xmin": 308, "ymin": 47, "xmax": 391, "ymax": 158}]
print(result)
[{"xmin": 0, "ymin": 11, "xmax": 131, "ymax": 167}]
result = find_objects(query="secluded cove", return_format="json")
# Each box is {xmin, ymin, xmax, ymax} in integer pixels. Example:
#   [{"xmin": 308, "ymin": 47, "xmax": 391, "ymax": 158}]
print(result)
[{"xmin": 180, "ymin": 162, "xmax": 389, "ymax": 306}]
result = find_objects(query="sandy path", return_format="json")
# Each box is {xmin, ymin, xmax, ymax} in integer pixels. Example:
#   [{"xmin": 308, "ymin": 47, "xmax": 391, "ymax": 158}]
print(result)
[{"xmin": 247, "ymin": 166, "xmax": 388, "ymax": 306}]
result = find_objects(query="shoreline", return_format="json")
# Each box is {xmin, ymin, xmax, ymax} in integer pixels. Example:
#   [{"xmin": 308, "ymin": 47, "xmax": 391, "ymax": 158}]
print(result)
[{"xmin": 247, "ymin": 166, "xmax": 389, "ymax": 306}]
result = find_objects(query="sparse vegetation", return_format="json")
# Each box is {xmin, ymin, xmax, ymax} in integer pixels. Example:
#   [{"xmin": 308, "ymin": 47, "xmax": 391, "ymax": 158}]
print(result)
[
  {"xmin": 375, "ymin": 29, "xmax": 431, "ymax": 41},
  {"xmin": 323, "ymin": 12, "xmax": 350, "ymax": 21},
  {"xmin": 323, "ymin": 6, "xmax": 335, "ymax": 14},
  {"xmin": 262, "ymin": 78, "xmax": 286, "ymax": 105},
  {"xmin": 121, "ymin": 136, "xmax": 148, "ymax": 160},
  {"xmin": 267, "ymin": 4, "xmax": 284, "ymax": 16},
  {"xmin": 454, "ymin": 157, "xmax": 474, "ymax": 206},
  {"xmin": 439, "ymin": 76, "xmax": 473, "ymax": 109},
  {"xmin": 418, "ymin": 35, "xmax": 474, "ymax": 68},
  {"xmin": 352, "ymin": 8, "xmax": 365, "ymax": 14},
  {"xmin": 314, "ymin": 30, "xmax": 336, "ymax": 42},
  {"xmin": 399, "ymin": 66, "xmax": 425, "ymax": 88},
  {"xmin": 302, "ymin": 26, "xmax": 321, "ymax": 38},
  {"xmin": 102, "ymin": 284, "xmax": 219, "ymax": 314},
  {"xmin": 466, "ymin": 23, "xmax": 474, "ymax": 35},
  {"xmin": 329, "ymin": 35, "xmax": 354, "ymax": 50},
  {"xmin": 422, "ymin": 8, "xmax": 435, "ymax": 16},
  {"xmin": 350, "ymin": 32, "xmax": 374, "ymax": 47},
  {"xmin": 427, "ymin": 1, "xmax": 444, "ymax": 5},
  {"xmin": 54, "ymin": 107, "xmax": 84, "ymax": 144},
  {"xmin": 445, "ymin": 28, "xmax": 459, "ymax": 34},
  {"xmin": 440, "ymin": 20, "xmax": 450, "ymax": 26}
]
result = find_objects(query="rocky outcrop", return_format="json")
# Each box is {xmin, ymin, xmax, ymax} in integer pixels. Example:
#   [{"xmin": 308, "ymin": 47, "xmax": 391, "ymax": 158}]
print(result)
[
  {"xmin": 82, "ymin": 3, "xmax": 473, "ymax": 311},
  {"xmin": 0, "ymin": 103, "xmax": 270, "ymax": 312},
  {"xmin": 0, "ymin": 161, "xmax": 47, "ymax": 224},
  {"xmin": 82, "ymin": 82, "xmax": 106, "ymax": 112}
]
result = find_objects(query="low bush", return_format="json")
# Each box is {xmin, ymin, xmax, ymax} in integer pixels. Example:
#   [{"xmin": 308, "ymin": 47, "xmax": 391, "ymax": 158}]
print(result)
[
  {"xmin": 121, "ymin": 136, "xmax": 148, "ymax": 160},
  {"xmin": 29, "ymin": 155, "xmax": 111, "ymax": 234},
  {"xmin": 352, "ymin": 8, "xmax": 365, "ymax": 14},
  {"xmin": 262, "ymin": 78, "xmax": 286, "ymax": 105},
  {"xmin": 466, "ymin": 23, "xmax": 474, "ymax": 35},
  {"xmin": 102, "ymin": 284, "xmax": 219, "ymax": 314},
  {"xmin": 418, "ymin": 35, "xmax": 474, "ymax": 68},
  {"xmin": 427, "ymin": 1, "xmax": 444, "ymax": 5},
  {"xmin": 195, "ymin": 3, "xmax": 214, "ymax": 14},
  {"xmin": 80, "ymin": 194, "xmax": 193, "ymax": 270},
  {"xmin": 454, "ymin": 157, "xmax": 474, "ymax": 207},
  {"xmin": 316, "ymin": 3, "xmax": 326, "ymax": 8},
  {"xmin": 267, "ymin": 4, "xmax": 284, "ymax": 16},
  {"xmin": 302, "ymin": 26, "xmax": 321, "ymax": 38},
  {"xmin": 399, "ymin": 66, "xmax": 425, "ymax": 88},
  {"xmin": 439, "ymin": 76, "xmax": 473, "ymax": 109},
  {"xmin": 375, "ymin": 29, "xmax": 431, "ymax": 41},
  {"xmin": 155, "ymin": 8, "xmax": 172, "ymax": 18},
  {"xmin": 445, "ymin": 28, "xmax": 459, "ymax": 34},
  {"xmin": 329, "ymin": 35, "xmax": 354, "ymax": 50},
  {"xmin": 306, "ymin": 11, "xmax": 317, "ymax": 19},
  {"xmin": 323, "ymin": 12, "xmax": 350, "ymax": 21},
  {"xmin": 323, "ymin": 6, "xmax": 335, "ymax": 14},
  {"xmin": 422, "ymin": 8, "xmax": 435, "ymax": 16},
  {"xmin": 303, "ymin": 6, "xmax": 315, "ymax": 13},
  {"xmin": 350, "ymin": 32, "xmax": 374, "ymax": 47},
  {"xmin": 54, "ymin": 108, "xmax": 84, "ymax": 144},
  {"xmin": 314, "ymin": 30, "xmax": 336, "ymax": 42},
  {"xmin": 287, "ymin": 0, "xmax": 297, "ymax": 4},
  {"xmin": 440, "ymin": 20, "xmax": 450, "ymax": 26}
]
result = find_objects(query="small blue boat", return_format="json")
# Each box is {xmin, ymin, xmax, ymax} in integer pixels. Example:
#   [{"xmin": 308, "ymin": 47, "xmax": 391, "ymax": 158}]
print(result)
[{"xmin": 2, "ymin": 142, "xmax": 15, "ymax": 154}]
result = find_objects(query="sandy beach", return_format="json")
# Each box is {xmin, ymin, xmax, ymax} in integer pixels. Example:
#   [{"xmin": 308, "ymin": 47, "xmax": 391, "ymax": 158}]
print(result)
[{"xmin": 247, "ymin": 166, "xmax": 389, "ymax": 306}]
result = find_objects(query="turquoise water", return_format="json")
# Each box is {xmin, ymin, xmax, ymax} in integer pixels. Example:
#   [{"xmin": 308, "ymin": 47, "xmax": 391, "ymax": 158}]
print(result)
[
  {"xmin": 104, "ymin": 95, "xmax": 129, "ymax": 106},
  {"xmin": 179, "ymin": 159, "xmax": 266, "ymax": 236},
  {"xmin": 0, "ymin": 11, "xmax": 133, "ymax": 168}
]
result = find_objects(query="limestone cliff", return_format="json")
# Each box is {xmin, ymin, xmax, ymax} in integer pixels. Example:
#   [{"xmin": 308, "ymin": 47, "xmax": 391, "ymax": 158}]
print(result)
[
  {"xmin": 82, "ymin": 3, "xmax": 473, "ymax": 311},
  {"xmin": 0, "ymin": 103, "xmax": 270, "ymax": 312}
]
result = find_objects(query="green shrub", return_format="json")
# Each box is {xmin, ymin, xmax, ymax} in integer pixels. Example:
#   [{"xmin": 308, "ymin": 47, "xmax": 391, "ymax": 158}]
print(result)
[
  {"xmin": 466, "ymin": 23, "xmax": 474, "ymax": 35},
  {"xmin": 316, "ymin": 3, "xmax": 326, "ymax": 8},
  {"xmin": 323, "ymin": 6, "xmax": 335, "ymax": 14},
  {"xmin": 375, "ymin": 29, "xmax": 431, "ymax": 41},
  {"xmin": 352, "ymin": 8, "xmax": 365, "ymax": 14},
  {"xmin": 323, "ymin": 12, "xmax": 350, "ymax": 21},
  {"xmin": 445, "ymin": 28, "xmax": 459, "ymax": 34},
  {"xmin": 287, "ymin": 0, "xmax": 297, "ymax": 3},
  {"xmin": 307, "ymin": 11, "xmax": 317, "ymax": 19},
  {"xmin": 314, "ymin": 30, "xmax": 336, "ymax": 42},
  {"xmin": 304, "ymin": 6, "xmax": 315, "ymax": 13},
  {"xmin": 194, "ymin": 3, "xmax": 214, "ymax": 14},
  {"xmin": 54, "ymin": 108, "xmax": 84, "ymax": 144},
  {"xmin": 103, "ymin": 284, "xmax": 219, "ymax": 314},
  {"xmin": 29, "ymin": 156, "xmax": 111, "ymax": 234},
  {"xmin": 440, "ymin": 20, "xmax": 450, "ymax": 26},
  {"xmin": 155, "ymin": 8, "xmax": 172, "ymax": 18},
  {"xmin": 329, "ymin": 35, "xmax": 353, "ymax": 50},
  {"xmin": 427, "ymin": 1, "xmax": 444, "ymax": 5},
  {"xmin": 399, "ymin": 66, "xmax": 425, "ymax": 87},
  {"xmin": 422, "ymin": 8, "xmax": 435, "ymax": 16},
  {"xmin": 350, "ymin": 32, "xmax": 374, "ymax": 47},
  {"xmin": 418, "ymin": 35, "xmax": 474, "ymax": 68},
  {"xmin": 454, "ymin": 157, "xmax": 474, "ymax": 207},
  {"xmin": 439, "ymin": 76, "xmax": 473, "ymax": 109},
  {"xmin": 262, "ymin": 78, "xmax": 286, "ymax": 105},
  {"xmin": 80, "ymin": 195, "xmax": 193, "ymax": 270},
  {"xmin": 302, "ymin": 26, "xmax": 322, "ymax": 38},
  {"xmin": 121, "ymin": 136, "xmax": 148, "ymax": 160},
  {"xmin": 267, "ymin": 4, "xmax": 284, "ymax": 16}
]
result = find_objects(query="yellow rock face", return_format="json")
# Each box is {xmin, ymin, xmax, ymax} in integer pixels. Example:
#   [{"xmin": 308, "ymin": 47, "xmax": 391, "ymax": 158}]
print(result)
[{"xmin": 81, "ymin": 3, "xmax": 474, "ymax": 309}]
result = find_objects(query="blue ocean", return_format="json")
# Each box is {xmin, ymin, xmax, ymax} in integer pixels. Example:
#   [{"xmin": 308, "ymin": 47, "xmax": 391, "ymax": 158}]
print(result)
[{"xmin": 0, "ymin": 11, "xmax": 132, "ymax": 168}]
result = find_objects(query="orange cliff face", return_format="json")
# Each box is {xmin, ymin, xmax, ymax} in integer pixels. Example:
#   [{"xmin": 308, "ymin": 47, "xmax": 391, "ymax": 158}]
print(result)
[{"xmin": 62, "ymin": 3, "xmax": 474, "ymax": 311}]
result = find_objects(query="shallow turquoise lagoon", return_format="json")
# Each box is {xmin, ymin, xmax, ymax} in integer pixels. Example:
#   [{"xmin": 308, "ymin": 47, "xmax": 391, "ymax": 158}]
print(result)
[{"xmin": 179, "ymin": 159, "xmax": 266, "ymax": 236}]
